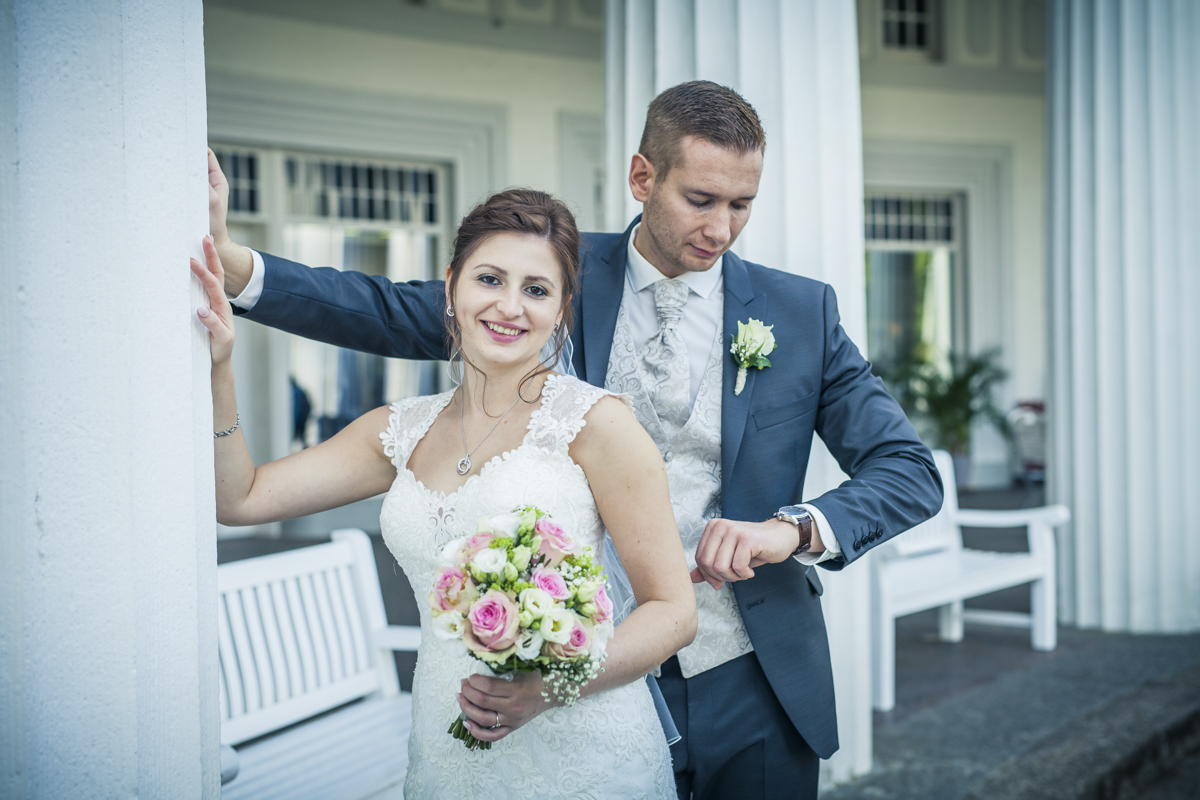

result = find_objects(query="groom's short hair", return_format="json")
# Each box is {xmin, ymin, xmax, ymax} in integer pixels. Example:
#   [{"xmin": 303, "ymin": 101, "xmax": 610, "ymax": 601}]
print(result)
[{"xmin": 638, "ymin": 81, "xmax": 766, "ymax": 177}]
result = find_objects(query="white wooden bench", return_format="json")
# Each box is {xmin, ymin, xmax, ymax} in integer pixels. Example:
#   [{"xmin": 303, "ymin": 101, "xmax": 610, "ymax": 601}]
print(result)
[
  {"xmin": 218, "ymin": 529, "xmax": 422, "ymax": 799},
  {"xmin": 871, "ymin": 450, "xmax": 1071, "ymax": 711}
]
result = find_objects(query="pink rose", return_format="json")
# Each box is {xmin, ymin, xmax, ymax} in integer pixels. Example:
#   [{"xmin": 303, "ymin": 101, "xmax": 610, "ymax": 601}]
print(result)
[
  {"xmin": 463, "ymin": 590, "xmax": 520, "ymax": 653},
  {"xmin": 536, "ymin": 519, "xmax": 577, "ymax": 567},
  {"xmin": 532, "ymin": 566, "xmax": 571, "ymax": 602},
  {"xmin": 429, "ymin": 567, "xmax": 477, "ymax": 614},
  {"xmin": 458, "ymin": 532, "xmax": 496, "ymax": 563},
  {"xmin": 546, "ymin": 618, "xmax": 592, "ymax": 659},
  {"xmin": 592, "ymin": 584, "xmax": 614, "ymax": 624}
]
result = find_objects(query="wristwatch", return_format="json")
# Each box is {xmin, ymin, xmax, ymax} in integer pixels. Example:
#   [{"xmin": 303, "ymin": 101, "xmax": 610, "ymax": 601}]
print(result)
[{"xmin": 775, "ymin": 505, "xmax": 813, "ymax": 557}]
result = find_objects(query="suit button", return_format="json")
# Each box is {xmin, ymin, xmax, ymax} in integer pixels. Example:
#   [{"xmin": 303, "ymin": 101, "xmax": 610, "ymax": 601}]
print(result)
[
  {"xmin": 853, "ymin": 540, "xmax": 862, "ymax": 552},
  {"xmin": 663, "ymin": 451, "xmax": 673, "ymax": 463}
]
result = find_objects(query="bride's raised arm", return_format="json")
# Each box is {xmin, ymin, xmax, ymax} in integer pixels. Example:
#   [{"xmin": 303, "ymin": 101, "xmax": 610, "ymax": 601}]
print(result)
[
  {"xmin": 568, "ymin": 394, "xmax": 698, "ymax": 693},
  {"xmin": 191, "ymin": 237, "xmax": 396, "ymax": 527}
]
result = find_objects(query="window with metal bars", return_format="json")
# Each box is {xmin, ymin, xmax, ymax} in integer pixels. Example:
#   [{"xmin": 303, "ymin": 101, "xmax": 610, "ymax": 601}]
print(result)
[
  {"xmin": 865, "ymin": 195, "xmax": 955, "ymax": 244},
  {"xmin": 284, "ymin": 154, "xmax": 441, "ymax": 226},
  {"xmin": 881, "ymin": 0, "xmax": 936, "ymax": 54},
  {"xmin": 211, "ymin": 148, "xmax": 260, "ymax": 213},
  {"xmin": 863, "ymin": 191, "xmax": 965, "ymax": 388}
]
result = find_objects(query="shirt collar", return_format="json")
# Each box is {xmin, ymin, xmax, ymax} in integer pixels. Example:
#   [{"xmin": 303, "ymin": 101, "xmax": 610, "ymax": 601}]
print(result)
[{"xmin": 626, "ymin": 224, "xmax": 724, "ymax": 299}]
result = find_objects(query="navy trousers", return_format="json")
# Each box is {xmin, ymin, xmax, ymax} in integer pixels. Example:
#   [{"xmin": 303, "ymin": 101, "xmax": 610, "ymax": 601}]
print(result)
[{"xmin": 658, "ymin": 652, "xmax": 819, "ymax": 800}]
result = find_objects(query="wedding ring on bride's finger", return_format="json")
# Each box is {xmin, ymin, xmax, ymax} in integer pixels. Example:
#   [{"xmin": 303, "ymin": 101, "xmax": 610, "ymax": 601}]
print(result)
[{"xmin": 490, "ymin": 712, "xmax": 501, "ymax": 729}]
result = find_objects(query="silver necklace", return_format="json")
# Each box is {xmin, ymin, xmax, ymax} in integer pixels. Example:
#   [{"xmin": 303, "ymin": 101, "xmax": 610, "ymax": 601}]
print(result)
[{"xmin": 457, "ymin": 386, "xmax": 525, "ymax": 475}]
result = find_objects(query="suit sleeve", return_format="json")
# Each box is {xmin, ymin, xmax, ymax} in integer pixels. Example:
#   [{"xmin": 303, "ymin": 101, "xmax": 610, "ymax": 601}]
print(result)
[
  {"xmin": 236, "ymin": 251, "xmax": 450, "ymax": 361},
  {"xmin": 807, "ymin": 283, "xmax": 944, "ymax": 570}
]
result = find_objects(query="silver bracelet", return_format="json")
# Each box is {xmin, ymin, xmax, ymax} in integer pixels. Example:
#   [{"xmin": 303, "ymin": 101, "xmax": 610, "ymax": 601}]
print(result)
[{"xmin": 214, "ymin": 413, "xmax": 241, "ymax": 439}]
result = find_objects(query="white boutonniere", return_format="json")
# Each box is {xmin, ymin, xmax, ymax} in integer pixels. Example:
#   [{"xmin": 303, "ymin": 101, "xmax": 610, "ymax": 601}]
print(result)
[{"xmin": 730, "ymin": 318, "xmax": 776, "ymax": 396}]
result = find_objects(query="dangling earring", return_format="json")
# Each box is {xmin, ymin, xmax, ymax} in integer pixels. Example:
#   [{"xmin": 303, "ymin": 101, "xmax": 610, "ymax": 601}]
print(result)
[{"xmin": 446, "ymin": 303, "xmax": 455, "ymax": 317}]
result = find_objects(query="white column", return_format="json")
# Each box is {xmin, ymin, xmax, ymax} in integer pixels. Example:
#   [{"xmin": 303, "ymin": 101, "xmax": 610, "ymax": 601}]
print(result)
[
  {"xmin": 1, "ymin": 0, "xmax": 219, "ymax": 797},
  {"xmin": 1048, "ymin": 0, "xmax": 1200, "ymax": 633},
  {"xmin": 605, "ymin": 0, "xmax": 872, "ymax": 786}
]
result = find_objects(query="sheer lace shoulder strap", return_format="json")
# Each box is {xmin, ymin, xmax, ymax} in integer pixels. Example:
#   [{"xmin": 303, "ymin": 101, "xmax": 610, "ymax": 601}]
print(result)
[
  {"xmin": 379, "ymin": 392, "xmax": 453, "ymax": 468},
  {"xmin": 526, "ymin": 374, "xmax": 634, "ymax": 454}
]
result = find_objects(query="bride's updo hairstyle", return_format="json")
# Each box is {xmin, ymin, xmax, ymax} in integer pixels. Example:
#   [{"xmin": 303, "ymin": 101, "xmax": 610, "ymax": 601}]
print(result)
[{"xmin": 444, "ymin": 188, "xmax": 581, "ymax": 393}]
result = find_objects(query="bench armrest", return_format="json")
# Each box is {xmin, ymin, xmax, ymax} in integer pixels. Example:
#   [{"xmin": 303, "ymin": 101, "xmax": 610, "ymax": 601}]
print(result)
[
  {"xmin": 374, "ymin": 624, "xmax": 421, "ymax": 652},
  {"xmin": 954, "ymin": 505, "xmax": 1071, "ymax": 529},
  {"xmin": 220, "ymin": 743, "xmax": 240, "ymax": 786}
]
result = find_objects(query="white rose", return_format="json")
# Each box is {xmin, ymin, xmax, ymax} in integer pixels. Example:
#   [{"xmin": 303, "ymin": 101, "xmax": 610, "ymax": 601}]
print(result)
[
  {"xmin": 438, "ymin": 536, "xmax": 467, "ymax": 567},
  {"xmin": 540, "ymin": 608, "xmax": 576, "ymax": 644},
  {"xmin": 472, "ymin": 548, "xmax": 507, "ymax": 574},
  {"xmin": 432, "ymin": 610, "xmax": 465, "ymax": 641},
  {"xmin": 747, "ymin": 318, "xmax": 776, "ymax": 355},
  {"xmin": 519, "ymin": 587, "xmax": 555, "ymax": 619},
  {"xmin": 734, "ymin": 318, "xmax": 776, "ymax": 359},
  {"xmin": 515, "ymin": 629, "xmax": 544, "ymax": 661},
  {"xmin": 486, "ymin": 513, "xmax": 522, "ymax": 538},
  {"xmin": 589, "ymin": 621, "xmax": 614, "ymax": 659}
]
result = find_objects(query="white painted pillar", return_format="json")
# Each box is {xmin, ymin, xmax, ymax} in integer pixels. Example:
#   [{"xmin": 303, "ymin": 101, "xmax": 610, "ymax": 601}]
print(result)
[
  {"xmin": 605, "ymin": 0, "xmax": 872, "ymax": 786},
  {"xmin": 1, "ymin": 0, "xmax": 219, "ymax": 797},
  {"xmin": 1048, "ymin": 0, "xmax": 1200, "ymax": 633}
]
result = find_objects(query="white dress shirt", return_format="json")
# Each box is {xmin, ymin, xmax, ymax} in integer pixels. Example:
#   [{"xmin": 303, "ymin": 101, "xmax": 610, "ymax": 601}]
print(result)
[
  {"xmin": 228, "ymin": 249, "xmax": 267, "ymax": 310},
  {"xmin": 233, "ymin": 237, "xmax": 841, "ymax": 563}
]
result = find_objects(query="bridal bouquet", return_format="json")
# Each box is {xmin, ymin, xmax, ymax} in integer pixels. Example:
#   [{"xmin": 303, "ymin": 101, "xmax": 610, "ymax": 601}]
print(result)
[{"xmin": 429, "ymin": 505, "xmax": 615, "ymax": 750}]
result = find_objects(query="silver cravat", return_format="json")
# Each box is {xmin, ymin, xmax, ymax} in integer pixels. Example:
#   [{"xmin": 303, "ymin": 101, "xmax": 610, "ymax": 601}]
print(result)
[{"xmin": 642, "ymin": 279, "xmax": 692, "ymax": 433}]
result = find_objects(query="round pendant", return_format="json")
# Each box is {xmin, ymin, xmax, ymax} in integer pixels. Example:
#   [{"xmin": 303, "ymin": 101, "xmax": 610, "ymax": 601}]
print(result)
[{"xmin": 457, "ymin": 456, "xmax": 472, "ymax": 475}]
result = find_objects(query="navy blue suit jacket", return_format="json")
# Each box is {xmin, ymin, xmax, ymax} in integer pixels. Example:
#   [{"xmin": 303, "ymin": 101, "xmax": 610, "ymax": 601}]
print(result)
[{"xmin": 242, "ymin": 217, "xmax": 943, "ymax": 758}]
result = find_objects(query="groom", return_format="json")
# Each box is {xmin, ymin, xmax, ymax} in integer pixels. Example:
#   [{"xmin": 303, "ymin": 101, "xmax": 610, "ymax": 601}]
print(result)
[{"xmin": 209, "ymin": 81, "xmax": 941, "ymax": 799}]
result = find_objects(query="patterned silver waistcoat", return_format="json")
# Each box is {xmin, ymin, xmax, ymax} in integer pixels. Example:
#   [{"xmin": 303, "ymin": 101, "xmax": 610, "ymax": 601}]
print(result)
[{"xmin": 605, "ymin": 300, "xmax": 754, "ymax": 678}]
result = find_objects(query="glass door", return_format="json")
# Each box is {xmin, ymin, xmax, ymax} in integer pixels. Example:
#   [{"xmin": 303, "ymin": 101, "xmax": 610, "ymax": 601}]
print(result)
[{"xmin": 863, "ymin": 192, "xmax": 966, "ymax": 382}]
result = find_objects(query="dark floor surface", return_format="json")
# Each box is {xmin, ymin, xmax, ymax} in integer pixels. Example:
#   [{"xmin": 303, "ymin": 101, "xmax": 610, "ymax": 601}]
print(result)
[
  {"xmin": 826, "ymin": 485, "xmax": 1200, "ymax": 799},
  {"xmin": 1140, "ymin": 747, "xmax": 1200, "ymax": 800}
]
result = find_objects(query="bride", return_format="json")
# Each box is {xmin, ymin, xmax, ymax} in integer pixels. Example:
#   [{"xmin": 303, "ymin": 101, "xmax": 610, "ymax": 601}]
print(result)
[{"xmin": 193, "ymin": 188, "xmax": 696, "ymax": 799}]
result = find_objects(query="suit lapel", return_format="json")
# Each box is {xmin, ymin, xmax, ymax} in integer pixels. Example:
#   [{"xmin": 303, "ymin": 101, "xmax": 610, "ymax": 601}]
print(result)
[
  {"xmin": 576, "ymin": 218, "xmax": 639, "ymax": 387},
  {"xmin": 721, "ymin": 251, "xmax": 767, "ymax": 495}
]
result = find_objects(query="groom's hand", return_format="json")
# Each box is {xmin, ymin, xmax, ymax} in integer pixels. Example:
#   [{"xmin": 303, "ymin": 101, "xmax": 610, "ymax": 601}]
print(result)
[
  {"xmin": 206, "ymin": 148, "xmax": 254, "ymax": 297},
  {"xmin": 691, "ymin": 517, "xmax": 823, "ymax": 589}
]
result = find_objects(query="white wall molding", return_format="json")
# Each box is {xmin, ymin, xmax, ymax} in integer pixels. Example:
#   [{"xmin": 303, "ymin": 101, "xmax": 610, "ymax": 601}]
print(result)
[
  {"xmin": 1047, "ymin": 0, "xmax": 1200, "ymax": 633},
  {"xmin": 857, "ymin": 0, "xmax": 1046, "ymax": 95},
  {"xmin": 559, "ymin": 111, "xmax": 605, "ymax": 232},
  {"xmin": 951, "ymin": 0, "xmax": 1002, "ymax": 68},
  {"xmin": 206, "ymin": 70, "xmax": 509, "ymax": 223},
  {"xmin": 206, "ymin": 0, "xmax": 603, "ymax": 61},
  {"xmin": 863, "ymin": 139, "xmax": 1015, "ymax": 487}
]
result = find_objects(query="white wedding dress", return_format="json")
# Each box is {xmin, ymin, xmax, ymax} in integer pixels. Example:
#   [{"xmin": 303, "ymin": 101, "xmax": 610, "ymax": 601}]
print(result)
[{"xmin": 379, "ymin": 374, "xmax": 676, "ymax": 800}]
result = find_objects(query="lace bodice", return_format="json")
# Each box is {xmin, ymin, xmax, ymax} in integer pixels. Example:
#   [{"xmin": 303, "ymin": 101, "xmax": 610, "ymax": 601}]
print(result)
[{"xmin": 378, "ymin": 374, "xmax": 674, "ymax": 800}]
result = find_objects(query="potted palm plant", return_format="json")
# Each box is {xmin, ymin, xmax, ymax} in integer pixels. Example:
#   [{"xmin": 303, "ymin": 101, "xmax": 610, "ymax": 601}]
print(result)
[{"xmin": 883, "ymin": 348, "xmax": 1008, "ymax": 487}]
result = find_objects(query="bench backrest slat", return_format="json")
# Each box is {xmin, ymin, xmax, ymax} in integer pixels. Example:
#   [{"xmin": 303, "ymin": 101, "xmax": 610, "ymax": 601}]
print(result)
[
  {"xmin": 218, "ymin": 536, "xmax": 389, "ymax": 745},
  {"xmin": 883, "ymin": 450, "xmax": 961, "ymax": 558}
]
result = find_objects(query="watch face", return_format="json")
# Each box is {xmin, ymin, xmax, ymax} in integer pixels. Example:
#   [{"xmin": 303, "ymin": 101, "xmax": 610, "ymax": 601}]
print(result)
[{"xmin": 779, "ymin": 506, "xmax": 810, "ymax": 523}]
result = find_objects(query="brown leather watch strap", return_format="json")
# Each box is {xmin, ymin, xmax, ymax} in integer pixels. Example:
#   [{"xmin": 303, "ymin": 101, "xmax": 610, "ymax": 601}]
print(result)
[{"xmin": 792, "ymin": 515, "xmax": 813, "ymax": 556}]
